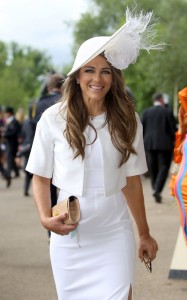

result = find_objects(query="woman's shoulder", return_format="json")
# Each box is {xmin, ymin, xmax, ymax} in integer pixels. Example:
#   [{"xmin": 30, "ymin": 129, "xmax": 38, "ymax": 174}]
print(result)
[
  {"xmin": 37, "ymin": 102, "xmax": 67, "ymax": 131},
  {"xmin": 41, "ymin": 102, "xmax": 66, "ymax": 121},
  {"xmin": 42, "ymin": 101, "xmax": 63, "ymax": 115}
]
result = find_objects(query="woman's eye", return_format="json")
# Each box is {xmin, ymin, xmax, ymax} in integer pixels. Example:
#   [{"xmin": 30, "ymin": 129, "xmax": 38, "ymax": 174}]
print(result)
[
  {"xmin": 102, "ymin": 70, "xmax": 111, "ymax": 74},
  {"xmin": 85, "ymin": 69, "xmax": 94, "ymax": 73},
  {"xmin": 83, "ymin": 68, "xmax": 111, "ymax": 74}
]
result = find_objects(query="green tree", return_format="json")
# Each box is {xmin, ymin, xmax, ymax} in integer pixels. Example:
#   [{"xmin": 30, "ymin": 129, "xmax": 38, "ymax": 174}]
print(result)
[
  {"xmin": 0, "ymin": 41, "xmax": 53, "ymax": 110},
  {"xmin": 0, "ymin": 41, "xmax": 8, "ymax": 70}
]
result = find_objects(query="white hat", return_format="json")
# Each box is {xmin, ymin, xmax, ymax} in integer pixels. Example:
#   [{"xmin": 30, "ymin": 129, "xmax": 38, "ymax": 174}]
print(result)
[{"xmin": 67, "ymin": 8, "xmax": 163, "ymax": 76}]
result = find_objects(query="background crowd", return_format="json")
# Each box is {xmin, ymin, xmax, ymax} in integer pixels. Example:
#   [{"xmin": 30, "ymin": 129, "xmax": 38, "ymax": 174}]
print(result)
[{"xmin": 0, "ymin": 73, "xmax": 64, "ymax": 198}]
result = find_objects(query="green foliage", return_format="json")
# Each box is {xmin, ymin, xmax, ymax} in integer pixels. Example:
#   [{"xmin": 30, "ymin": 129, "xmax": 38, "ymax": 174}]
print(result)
[
  {"xmin": 69, "ymin": 0, "xmax": 126, "ymax": 67},
  {"xmin": 0, "ymin": 41, "xmax": 53, "ymax": 111},
  {"xmin": 0, "ymin": 41, "xmax": 8, "ymax": 69},
  {"xmin": 71, "ymin": 0, "xmax": 187, "ymax": 113}
]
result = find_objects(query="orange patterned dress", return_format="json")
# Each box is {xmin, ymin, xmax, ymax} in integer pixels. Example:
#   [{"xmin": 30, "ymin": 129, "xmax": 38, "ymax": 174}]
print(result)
[{"xmin": 169, "ymin": 131, "xmax": 187, "ymax": 243}]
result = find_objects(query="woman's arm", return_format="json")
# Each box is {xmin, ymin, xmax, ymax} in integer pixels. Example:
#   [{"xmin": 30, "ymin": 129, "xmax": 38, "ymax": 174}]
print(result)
[
  {"xmin": 122, "ymin": 175, "xmax": 158, "ymax": 261},
  {"xmin": 32, "ymin": 175, "xmax": 78, "ymax": 235}
]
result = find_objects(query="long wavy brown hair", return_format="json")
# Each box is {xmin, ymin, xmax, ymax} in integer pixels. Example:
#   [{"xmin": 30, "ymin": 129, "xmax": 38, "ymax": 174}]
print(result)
[{"xmin": 60, "ymin": 58, "xmax": 137, "ymax": 167}]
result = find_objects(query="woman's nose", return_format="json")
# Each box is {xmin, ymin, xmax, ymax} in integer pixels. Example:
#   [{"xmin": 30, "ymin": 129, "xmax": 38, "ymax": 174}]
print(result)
[{"xmin": 93, "ymin": 72, "xmax": 101, "ymax": 81}]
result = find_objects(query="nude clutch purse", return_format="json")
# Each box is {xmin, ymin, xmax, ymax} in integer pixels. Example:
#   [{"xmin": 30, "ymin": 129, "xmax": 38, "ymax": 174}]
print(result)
[{"xmin": 52, "ymin": 196, "xmax": 80, "ymax": 225}]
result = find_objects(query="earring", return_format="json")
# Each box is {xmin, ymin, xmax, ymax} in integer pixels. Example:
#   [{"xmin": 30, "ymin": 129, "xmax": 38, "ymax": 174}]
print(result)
[{"xmin": 76, "ymin": 80, "xmax": 80, "ymax": 84}]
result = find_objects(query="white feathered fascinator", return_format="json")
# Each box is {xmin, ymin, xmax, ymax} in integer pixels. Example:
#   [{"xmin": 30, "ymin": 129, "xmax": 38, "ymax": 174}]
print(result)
[{"xmin": 67, "ymin": 8, "xmax": 164, "ymax": 76}]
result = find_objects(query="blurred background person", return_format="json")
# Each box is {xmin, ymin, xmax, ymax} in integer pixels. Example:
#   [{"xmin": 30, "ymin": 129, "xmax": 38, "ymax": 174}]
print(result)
[
  {"xmin": 169, "ymin": 87, "xmax": 187, "ymax": 243},
  {"xmin": 15, "ymin": 107, "xmax": 25, "ymax": 126},
  {"xmin": 33, "ymin": 73, "xmax": 65, "ymax": 126},
  {"xmin": 0, "ymin": 106, "xmax": 11, "ymax": 187},
  {"xmin": 15, "ymin": 103, "xmax": 35, "ymax": 196},
  {"xmin": 141, "ymin": 92, "xmax": 176, "ymax": 203},
  {"xmin": 3, "ymin": 106, "xmax": 21, "ymax": 179}
]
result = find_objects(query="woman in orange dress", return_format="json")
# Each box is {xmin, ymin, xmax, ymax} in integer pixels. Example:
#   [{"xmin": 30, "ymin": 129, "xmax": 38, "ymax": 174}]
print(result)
[{"xmin": 169, "ymin": 87, "xmax": 187, "ymax": 243}]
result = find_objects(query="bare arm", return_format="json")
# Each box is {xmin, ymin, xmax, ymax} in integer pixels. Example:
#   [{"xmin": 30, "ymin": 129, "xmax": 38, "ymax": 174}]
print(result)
[
  {"xmin": 122, "ymin": 175, "xmax": 158, "ymax": 261},
  {"xmin": 32, "ymin": 174, "xmax": 77, "ymax": 235}
]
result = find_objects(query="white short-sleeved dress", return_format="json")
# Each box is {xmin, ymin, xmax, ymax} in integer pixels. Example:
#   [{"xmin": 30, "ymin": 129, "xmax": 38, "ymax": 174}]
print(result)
[{"xmin": 26, "ymin": 106, "xmax": 147, "ymax": 300}]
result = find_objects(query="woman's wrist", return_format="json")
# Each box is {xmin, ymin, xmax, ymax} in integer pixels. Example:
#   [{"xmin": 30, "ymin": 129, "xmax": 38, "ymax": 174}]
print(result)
[
  {"xmin": 138, "ymin": 227, "xmax": 150, "ymax": 238},
  {"xmin": 41, "ymin": 215, "xmax": 52, "ymax": 230}
]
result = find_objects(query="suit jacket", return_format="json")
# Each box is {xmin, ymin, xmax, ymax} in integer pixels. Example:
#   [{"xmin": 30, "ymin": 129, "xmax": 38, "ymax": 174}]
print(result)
[
  {"xmin": 34, "ymin": 92, "xmax": 62, "ymax": 124},
  {"xmin": 4, "ymin": 118, "xmax": 20, "ymax": 152},
  {"xmin": 141, "ymin": 105, "xmax": 176, "ymax": 151},
  {"xmin": 16, "ymin": 118, "xmax": 35, "ymax": 158},
  {"xmin": 26, "ymin": 103, "xmax": 147, "ymax": 197}
]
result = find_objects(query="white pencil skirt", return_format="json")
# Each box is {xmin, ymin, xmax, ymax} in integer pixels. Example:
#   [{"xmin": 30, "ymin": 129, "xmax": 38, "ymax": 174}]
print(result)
[{"xmin": 50, "ymin": 187, "xmax": 136, "ymax": 300}]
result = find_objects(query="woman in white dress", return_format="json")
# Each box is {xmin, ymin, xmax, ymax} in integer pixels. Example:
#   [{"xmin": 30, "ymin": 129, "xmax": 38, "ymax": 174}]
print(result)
[{"xmin": 26, "ymin": 9, "xmax": 160, "ymax": 300}]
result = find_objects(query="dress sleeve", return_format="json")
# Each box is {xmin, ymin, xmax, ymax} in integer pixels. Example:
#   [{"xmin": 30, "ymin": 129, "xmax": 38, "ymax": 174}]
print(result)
[
  {"xmin": 173, "ymin": 131, "xmax": 185, "ymax": 164},
  {"xmin": 25, "ymin": 116, "xmax": 54, "ymax": 178},
  {"xmin": 125, "ymin": 113, "xmax": 148, "ymax": 176}
]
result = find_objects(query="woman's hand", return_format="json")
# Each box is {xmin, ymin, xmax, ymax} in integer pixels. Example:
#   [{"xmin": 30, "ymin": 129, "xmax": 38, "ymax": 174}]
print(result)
[
  {"xmin": 42, "ymin": 213, "xmax": 78, "ymax": 235},
  {"xmin": 138, "ymin": 233, "xmax": 158, "ymax": 262},
  {"xmin": 32, "ymin": 175, "xmax": 78, "ymax": 236},
  {"xmin": 122, "ymin": 176, "xmax": 158, "ymax": 262}
]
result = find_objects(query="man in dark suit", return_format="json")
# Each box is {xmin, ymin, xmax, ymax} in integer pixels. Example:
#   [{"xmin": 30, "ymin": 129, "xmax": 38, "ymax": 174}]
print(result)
[
  {"xmin": 141, "ymin": 93, "xmax": 176, "ymax": 203},
  {"xmin": 4, "ymin": 107, "xmax": 21, "ymax": 178}
]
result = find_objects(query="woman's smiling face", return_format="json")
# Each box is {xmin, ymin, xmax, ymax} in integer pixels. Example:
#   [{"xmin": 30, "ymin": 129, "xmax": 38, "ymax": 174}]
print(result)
[{"xmin": 77, "ymin": 55, "xmax": 112, "ymax": 107}]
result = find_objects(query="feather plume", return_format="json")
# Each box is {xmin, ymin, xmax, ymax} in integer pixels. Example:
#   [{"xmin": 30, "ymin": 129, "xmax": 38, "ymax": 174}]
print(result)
[{"xmin": 104, "ymin": 8, "xmax": 164, "ymax": 70}]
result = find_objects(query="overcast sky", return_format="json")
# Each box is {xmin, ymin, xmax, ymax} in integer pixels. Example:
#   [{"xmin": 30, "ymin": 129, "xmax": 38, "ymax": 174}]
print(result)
[{"xmin": 0, "ymin": 0, "xmax": 87, "ymax": 68}]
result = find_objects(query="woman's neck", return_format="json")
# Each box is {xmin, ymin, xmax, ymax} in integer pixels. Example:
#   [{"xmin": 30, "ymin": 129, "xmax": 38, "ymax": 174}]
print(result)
[
  {"xmin": 83, "ymin": 97, "xmax": 105, "ymax": 118},
  {"xmin": 87, "ymin": 104, "xmax": 106, "ymax": 118}
]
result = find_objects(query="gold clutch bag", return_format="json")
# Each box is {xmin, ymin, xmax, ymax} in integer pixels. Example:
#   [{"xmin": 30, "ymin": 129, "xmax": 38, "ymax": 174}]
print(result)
[{"xmin": 52, "ymin": 196, "xmax": 80, "ymax": 225}]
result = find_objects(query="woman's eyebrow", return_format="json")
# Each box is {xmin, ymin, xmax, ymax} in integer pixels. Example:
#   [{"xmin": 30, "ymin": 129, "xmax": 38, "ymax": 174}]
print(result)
[
  {"xmin": 83, "ymin": 66, "xmax": 112, "ymax": 70},
  {"xmin": 102, "ymin": 67, "xmax": 112, "ymax": 70},
  {"xmin": 83, "ymin": 66, "xmax": 94, "ymax": 69}
]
